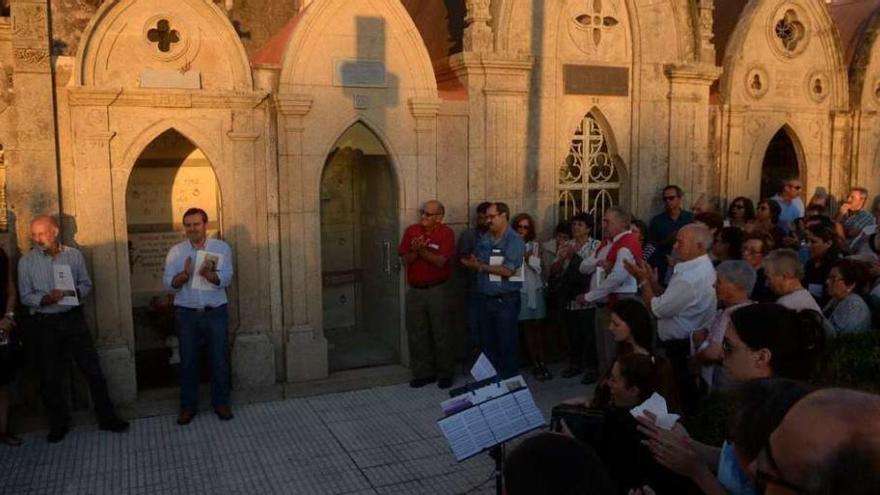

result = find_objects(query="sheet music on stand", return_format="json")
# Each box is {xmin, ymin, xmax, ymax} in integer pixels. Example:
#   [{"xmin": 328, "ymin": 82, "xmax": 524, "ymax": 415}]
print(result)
[{"xmin": 437, "ymin": 375, "xmax": 546, "ymax": 462}]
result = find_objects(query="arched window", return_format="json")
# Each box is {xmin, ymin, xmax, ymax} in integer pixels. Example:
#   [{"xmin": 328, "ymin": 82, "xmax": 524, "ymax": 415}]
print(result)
[{"xmin": 558, "ymin": 112, "xmax": 621, "ymax": 230}]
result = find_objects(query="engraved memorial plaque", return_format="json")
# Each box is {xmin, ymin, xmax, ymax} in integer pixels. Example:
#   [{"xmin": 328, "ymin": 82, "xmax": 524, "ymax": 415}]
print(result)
[
  {"xmin": 335, "ymin": 59, "xmax": 387, "ymax": 88},
  {"xmin": 563, "ymin": 64, "xmax": 629, "ymax": 96}
]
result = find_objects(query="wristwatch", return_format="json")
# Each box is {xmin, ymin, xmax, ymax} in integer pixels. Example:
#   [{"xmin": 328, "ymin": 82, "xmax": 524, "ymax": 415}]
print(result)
[{"xmin": 4, "ymin": 312, "xmax": 14, "ymax": 320}]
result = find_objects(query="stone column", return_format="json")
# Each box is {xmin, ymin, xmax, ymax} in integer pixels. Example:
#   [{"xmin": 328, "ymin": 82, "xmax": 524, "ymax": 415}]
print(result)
[
  {"xmin": 9, "ymin": 0, "xmax": 58, "ymax": 250},
  {"xmin": 68, "ymin": 88, "xmax": 137, "ymax": 404},
  {"xmin": 277, "ymin": 94, "xmax": 328, "ymax": 382},
  {"xmin": 829, "ymin": 112, "xmax": 851, "ymax": 198},
  {"xmin": 664, "ymin": 64, "xmax": 722, "ymax": 200},
  {"xmin": 408, "ymin": 97, "xmax": 441, "ymax": 206},
  {"xmin": 227, "ymin": 118, "xmax": 276, "ymax": 389},
  {"xmin": 721, "ymin": 106, "xmax": 750, "ymax": 199}
]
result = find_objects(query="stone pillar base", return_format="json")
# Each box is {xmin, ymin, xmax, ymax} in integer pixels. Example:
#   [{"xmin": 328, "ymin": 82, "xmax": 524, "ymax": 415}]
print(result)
[
  {"xmin": 231, "ymin": 333, "xmax": 277, "ymax": 388},
  {"xmin": 286, "ymin": 325, "xmax": 328, "ymax": 382},
  {"xmin": 97, "ymin": 346, "xmax": 137, "ymax": 405}
]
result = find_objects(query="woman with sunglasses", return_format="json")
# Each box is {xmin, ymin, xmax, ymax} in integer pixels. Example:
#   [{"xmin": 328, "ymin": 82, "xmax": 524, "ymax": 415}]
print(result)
[
  {"xmin": 749, "ymin": 199, "xmax": 786, "ymax": 249},
  {"xmin": 724, "ymin": 197, "xmax": 755, "ymax": 229},
  {"xmin": 512, "ymin": 213, "xmax": 551, "ymax": 380}
]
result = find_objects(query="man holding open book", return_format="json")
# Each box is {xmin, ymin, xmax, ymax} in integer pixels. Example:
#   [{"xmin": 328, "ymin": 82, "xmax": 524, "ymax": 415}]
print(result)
[
  {"xmin": 163, "ymin": 207, "xmax": 234, "ymax": 425},
  {"xmin": 19, "ymin": 215, "xmax": 129, "ymax": 443}
]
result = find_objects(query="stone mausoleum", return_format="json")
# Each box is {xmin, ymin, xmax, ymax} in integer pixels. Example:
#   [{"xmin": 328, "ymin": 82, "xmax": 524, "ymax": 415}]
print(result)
[{"xmin": 1, "ymin": 0, "xmax": 880, "ymax": 409}]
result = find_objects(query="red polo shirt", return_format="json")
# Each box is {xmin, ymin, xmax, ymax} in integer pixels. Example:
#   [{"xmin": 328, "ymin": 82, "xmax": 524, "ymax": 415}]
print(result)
[{"xmin": 398, "ymin": 223, "xmax": 455, "ymax": 286}]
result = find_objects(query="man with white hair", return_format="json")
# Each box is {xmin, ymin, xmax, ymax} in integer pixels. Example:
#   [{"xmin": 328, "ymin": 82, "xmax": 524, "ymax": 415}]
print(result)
[
  {"xmin": 762, "ymin": 249, "xmax": 822, "ymax": 313},
  {"xmin": 626, "ymin": 223, "xmax": 716, "ymax": 413},
  {"xmin": 692, "ymin": 260, "xmax": 756, "ymax": 391},
  {"xmin": 19, "ymin": 215, "xmax": 129, "ymax": 443}
]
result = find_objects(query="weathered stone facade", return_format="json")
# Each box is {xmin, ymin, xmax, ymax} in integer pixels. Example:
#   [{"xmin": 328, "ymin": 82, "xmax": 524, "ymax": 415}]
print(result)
[{"xmin": 1, "ymin": 0, "xmax": 879, "ymax": 405}]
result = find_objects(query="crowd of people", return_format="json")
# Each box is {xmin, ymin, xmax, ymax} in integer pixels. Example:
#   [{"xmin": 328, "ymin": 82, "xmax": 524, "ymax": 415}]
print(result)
[{"xmin": 397, "ymin": 176, "xmax": 880, "ymax": 494}]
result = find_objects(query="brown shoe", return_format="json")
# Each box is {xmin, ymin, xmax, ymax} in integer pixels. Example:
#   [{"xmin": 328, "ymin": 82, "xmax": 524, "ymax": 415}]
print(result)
[
  {"xmin": 177, "ymin": 410, "xmax": 196, "ymax": 425},
  {"xmin": 214, "ymin": 405, "xmax": 233, "ymax": 421}
]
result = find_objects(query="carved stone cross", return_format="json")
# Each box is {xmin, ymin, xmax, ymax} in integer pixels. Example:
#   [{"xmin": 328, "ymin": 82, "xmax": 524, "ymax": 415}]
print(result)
[
  {"xmin": 575, "ymin": 0, "xmax": 619, "ymax": 48},
  {"xmin": 147, "ymin": 19, "xmax": 180, "ymax": 53}
]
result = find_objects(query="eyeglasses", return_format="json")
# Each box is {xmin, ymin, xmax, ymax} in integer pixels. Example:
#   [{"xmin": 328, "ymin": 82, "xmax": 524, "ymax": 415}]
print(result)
[
  {"xmin": 786, "ymin": 183, "xmax": 803, "ymax": 191},
  {"xmin": 731, "ymin": 204, "xmax": 745, "ymax": 210},
  {"xmin": 515, "ymin": 223, "xmax": 530, "ymax": 230},
  {"xmin": 663, "ymin": 196, "xmax": 679, "ymax": 202},
  {"xmin": 826, "ymin": 274, "xmax": 843, "ymax": 283},
  {"xmin": 419, "ymin": 209, "xmax": 441, "ymax": 217},
  {"xmin": 742, "ymin": 248, "xmax": 763, "ymax": 256},
  {"xmin": 757, "ymin": 205, "xmax": 769, "ymax": 211}
]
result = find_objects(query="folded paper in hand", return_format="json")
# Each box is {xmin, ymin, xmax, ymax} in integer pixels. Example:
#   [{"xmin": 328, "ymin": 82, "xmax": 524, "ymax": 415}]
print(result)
[{"xmin": 630, "ymin": 392, "xmax": 680, "ymax": 430}]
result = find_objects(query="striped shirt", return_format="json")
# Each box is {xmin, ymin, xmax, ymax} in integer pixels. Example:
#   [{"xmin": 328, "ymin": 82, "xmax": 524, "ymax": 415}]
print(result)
[{"xmin": 18, "ymin": 245, "xmax": 93, "ymax": 314}]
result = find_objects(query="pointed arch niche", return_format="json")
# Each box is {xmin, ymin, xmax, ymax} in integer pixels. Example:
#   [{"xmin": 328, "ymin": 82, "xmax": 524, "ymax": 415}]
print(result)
[
  {"xmin": 760, "ymin": 127, "xmax": 802, "ymax": 200},
  {"xmin": 557, "ymin": 110, "xmax": 625, "ymax": 235},
  {"xmin": 125, "ymin": 129, "xmax": 223, "ymax": 390}
]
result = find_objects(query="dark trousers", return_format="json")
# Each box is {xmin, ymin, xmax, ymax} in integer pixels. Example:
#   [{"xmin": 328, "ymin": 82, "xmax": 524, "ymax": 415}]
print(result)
[
  {"xmin": 660, "ymin": 338, "xmax": 697, "ymax": 416},
  {"xmin": 406, "ymin": 285, "xmax": 454, "ymax": 379},
  {"xmin": 564, "ymin": 308, "xmax": 597, "ymax": 370},
  {"xmin": 478, "ymin": 292, "xmax": 521, "ymax": 378},
  {"xmin": 34, "ymin": 309, "xmax": 116, "ymax": 430},
  {"xmin": 176, "ymin": 305, "xmax": 230, "ymax": 411}
]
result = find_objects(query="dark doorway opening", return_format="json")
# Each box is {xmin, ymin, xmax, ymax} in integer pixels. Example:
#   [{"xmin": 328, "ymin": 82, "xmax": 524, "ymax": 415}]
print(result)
[{"xmin": 760, "ymin": 128, "xmax": 800, "ymax": 199}]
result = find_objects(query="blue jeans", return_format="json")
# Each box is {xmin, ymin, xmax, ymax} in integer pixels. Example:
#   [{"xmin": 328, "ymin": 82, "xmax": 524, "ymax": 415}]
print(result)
[
  {"xmin": 175, "ymin": 306, "xmax": 230, "ymax": 410},
  {"xmin": 478, "ymin": 292, "xmax": 521, "ymax": 378}
]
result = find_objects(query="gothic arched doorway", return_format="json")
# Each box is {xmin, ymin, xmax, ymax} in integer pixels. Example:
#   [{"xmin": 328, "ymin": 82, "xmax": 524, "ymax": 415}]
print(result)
[
  {"xmin": 125, "ymin": 129, "xmax": 223, "ymax": 390},
  {"xmin": 760, "ymin": 128, "xmax": 801, "ymax": 199},
  {"xmin": 320, "ymin": 122, "xmax": 401, "ymax": 372},
  {"xmin": 558, "ymin": 111, "xmax": 623, "ymax": 238}
]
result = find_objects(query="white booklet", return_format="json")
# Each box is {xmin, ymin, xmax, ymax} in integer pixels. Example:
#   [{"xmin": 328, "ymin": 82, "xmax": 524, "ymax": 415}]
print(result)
[
  {"xmin": 191, "ymin": 250, "xmax": 223, "ymax": 291},
  {"xmin": 488, "ymin": 256, "xmax": 524, "ymax": 282},
  {"xmin": 53, "ymin": 264, "xmax": 79, "ymax": 306}
]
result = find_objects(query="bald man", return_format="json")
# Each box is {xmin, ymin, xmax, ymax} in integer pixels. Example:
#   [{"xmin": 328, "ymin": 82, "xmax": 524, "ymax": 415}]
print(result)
[
  {"xmin": 763, "ymin": 388, "xmax": 880, "ymax": 494},
  {"xmin": 18, "ymin": 215, "xmax": 128, "ymax": 443},
  {"xmin": 626, "ymin": 223, "xmax": 717, "ymax": 413},
  {"xmin": 399, "ymin": 200, "xmax": 456, "ymax": 389}
]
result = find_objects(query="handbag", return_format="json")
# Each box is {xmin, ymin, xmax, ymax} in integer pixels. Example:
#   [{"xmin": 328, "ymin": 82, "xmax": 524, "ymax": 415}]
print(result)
[{"xmin": 550, "ymin": 403, "xmax": 607, "ymax": 448}]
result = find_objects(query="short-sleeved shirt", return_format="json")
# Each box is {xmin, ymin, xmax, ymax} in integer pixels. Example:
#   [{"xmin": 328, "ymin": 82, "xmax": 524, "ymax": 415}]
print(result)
[
  {"xmin": 474, "ymin": 226, "xmax": 525, "ymax": 296},
  {"xmin": 771, "ymin": 195, "xmax": 805, "ymax": 232},
  {"xmin": 398, "ymin": 223, "xmax": 455, "ymax": 286}
]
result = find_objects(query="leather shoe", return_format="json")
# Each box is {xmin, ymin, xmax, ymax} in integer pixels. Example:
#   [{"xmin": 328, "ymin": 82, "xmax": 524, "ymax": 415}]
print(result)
[
  {"xmin": 47, "ymin": 426, "xmax": 69, "ymax": 444},
  {"xmin": 437, "ymin": 377, "xmax": 453, "ymax": 389},
  {"xmin": 214, "ymin": 405, "xmax": 234, "ymax": 421},
  {"xmin": 409, "ymin": 377, "xmax": 437, "ymax": 388},
  {"xmin": 177, "ymin": 410, "xmax": 196, "ymax": 425},
  {"xmin": 99, "ymin": 417, "xmax": 130, "ymax": 433}
]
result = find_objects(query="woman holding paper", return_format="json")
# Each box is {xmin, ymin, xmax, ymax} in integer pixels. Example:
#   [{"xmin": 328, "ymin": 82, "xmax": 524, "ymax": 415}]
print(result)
[{"xmin": 512, "ymin": 213, "xmax": 550, "ymax": 381}]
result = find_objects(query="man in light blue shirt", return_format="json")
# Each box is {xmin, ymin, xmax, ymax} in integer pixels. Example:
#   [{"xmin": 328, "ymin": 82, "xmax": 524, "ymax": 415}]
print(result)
[
  {"xmin": 461, "ymin": 202, "xmax": 524, "ymax": 377},
  {"xmin": 771, "ymin": 176, "xmax": 805, "ymax": 233},
  {"xmin": 19, "ymin": 215, "xmax": 129, "ymax": 443},
  {"xmin": 163, "ymin": 208, "xmax": 234, "ymax": 425}
]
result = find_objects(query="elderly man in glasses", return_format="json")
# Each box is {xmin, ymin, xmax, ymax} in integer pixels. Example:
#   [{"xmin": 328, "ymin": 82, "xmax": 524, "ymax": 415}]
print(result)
[
  {"xmin": 647, "ymin": 184, "xmax": 694, "ymax": 284},
  {"xmin": 771, "ymin": 176, "xmax": 806, "ymax": 233},
  {"xmin": 399, "ymin": 200, "xmax": 456, "ymax": 389},
  {"xmin": 835, "ymin": 186, "xmax": 876, "ymax": 254},
  {"xmin": 761, "ymin": 387, "xmax": 880, "ymax": 495}
]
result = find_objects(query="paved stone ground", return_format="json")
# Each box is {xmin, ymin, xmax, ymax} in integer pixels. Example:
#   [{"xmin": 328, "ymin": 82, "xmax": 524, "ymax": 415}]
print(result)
[{"xmin": 0, "ymin": 367, "xmax": 588, "ymax": 495}]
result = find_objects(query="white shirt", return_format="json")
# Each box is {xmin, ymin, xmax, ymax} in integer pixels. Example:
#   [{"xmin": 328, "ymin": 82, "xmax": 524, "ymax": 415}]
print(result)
[
  {"xmin": 163, "ymin": 238, "xmax": 234, "ymax": 309},
  {"xmin": 580, "ymin": 231, "xmax": 639, "ymax": 303},
  {"xmin": 777, "ymin": 288, "xmax": 822, "ymax": 313},
  {"xmin": 651, "ymin": 254, "xmax": 717, "ymax": 341}
]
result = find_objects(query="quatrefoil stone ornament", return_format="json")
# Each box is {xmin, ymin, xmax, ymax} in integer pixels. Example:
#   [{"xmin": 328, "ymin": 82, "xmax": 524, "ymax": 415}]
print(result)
[
  {"xmin": 147, "ymin": 19, "xmax": 180, "ymax": 53},
  {"xmin": 774, "ymin": 9, "xmax": 806, "ymax": 56},
  {"xmin": 571, "ymin": 0, "xmax": 620, "ymax": 53}
]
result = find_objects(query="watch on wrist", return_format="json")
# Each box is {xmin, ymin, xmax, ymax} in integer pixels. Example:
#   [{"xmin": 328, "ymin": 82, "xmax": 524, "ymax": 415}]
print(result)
[{"xmin": 4, "ymin": 312, "xmax": 14, "ymax": 320}]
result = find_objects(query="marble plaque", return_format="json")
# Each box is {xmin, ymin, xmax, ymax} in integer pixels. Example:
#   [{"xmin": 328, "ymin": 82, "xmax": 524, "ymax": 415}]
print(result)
[
  {"xmin": 563, "ymin": 64, "xmax": 629, "ymax": 96},
  {"xmin": 334, "ymin": 59, "xmax": 386, "ymax": 88}
]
